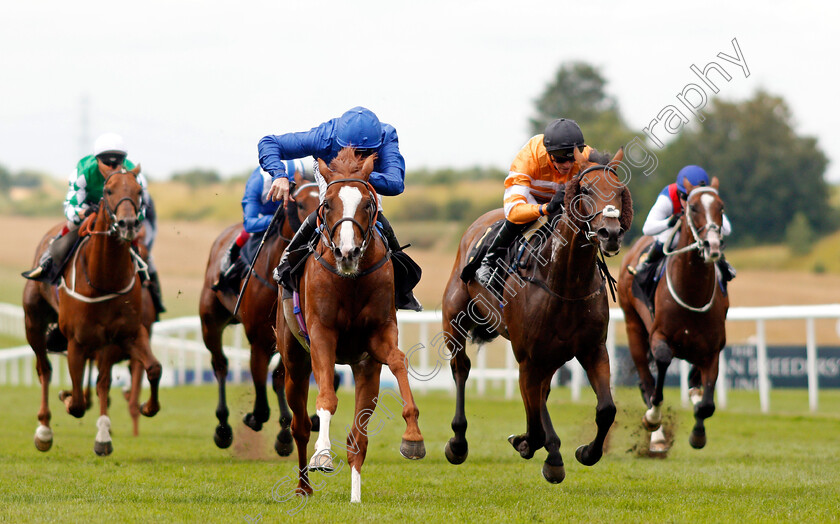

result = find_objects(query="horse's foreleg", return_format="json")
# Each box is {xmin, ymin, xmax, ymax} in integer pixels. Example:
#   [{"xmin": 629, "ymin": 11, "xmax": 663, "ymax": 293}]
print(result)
[
  {"xmin": 202, "ymin": 320, "xmax": 231, "ymax": 448},
  {"xmin": 626, "ymin": 314, "xmax": 655, "ymax": 408},
  {"xmin": 643, "ymin": 334, "xmax": 672, "ymax": 431},
  {"xmin": 243, "ymin": 341, "xmax": 271, "ymax": 432},
  {"xmin": 272, "ymin": 362, "xmax": 294, "ymax": 457},
  {"xmin": 575, "ymin": 345, "xmax": 616, "ymax": 468},
  {"xmin": 690, "ymin": 357, "xmax": 719, "ymax": 449},
  {"xmin": 508, "ymin": 361, "xmax": 547, "ymax": 461},
  {"xmin": 538, "ymin": 375, "xmax": 565, "ymax": 484},
  {"xmin": 347, "ymin": 359, "xmax": 382, "ymax": 503},
  {"xmin": 94, "ymin": 350, "xmax": 114, "ymax": 456},
  {"xmin": 374, "ymin": 326, "xmax": 425, "ymax": 460},
  {"xmin": 308, "ymin": 327, "xmax": 339, "ymax": 469},
  {"xmin": 444, "ymin": 326, "xmax": 470, "ymax": 465},
  {"xmin": 64, "ymin": 342, "xmax": 87, "ymax": 418}
]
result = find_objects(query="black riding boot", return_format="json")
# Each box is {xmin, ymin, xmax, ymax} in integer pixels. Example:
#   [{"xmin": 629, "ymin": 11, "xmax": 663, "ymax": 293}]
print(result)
[
  {"xmin": 630, "ymin": 240, "xmax": 664, "ymax": 276},
  {"xmin": 377, "ymin": 212, "xmax": 422, "ymax": 311},
  {"xmin": 147, "ymin": 271, "xmax": 166, "ymax": 319},
  {"xmin": 212, "ymin": 241, "xmax": 243, "ymax": 292},
  {"xmin": 474, "ymin": 219, "xmax": 525, "ymax": 297},
  {"xmin": 274, "ymin": 211, "xmax": 318, "ymax": 292},
  {"xmin": 22, "ymin": 228, "xmax": 80, "ymax": 283}
]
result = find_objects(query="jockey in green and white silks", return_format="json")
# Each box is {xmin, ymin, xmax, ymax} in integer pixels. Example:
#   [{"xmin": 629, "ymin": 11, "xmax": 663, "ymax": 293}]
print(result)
[{"xmin": 23, "ymin": 133, "xmax": 166, "ymax": 318}]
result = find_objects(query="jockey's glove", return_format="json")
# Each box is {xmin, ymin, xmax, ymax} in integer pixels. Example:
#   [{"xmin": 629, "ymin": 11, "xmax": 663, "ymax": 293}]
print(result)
[{"xmin": 545, "ymin": 185, "xmax": 566, "ymax": 215}]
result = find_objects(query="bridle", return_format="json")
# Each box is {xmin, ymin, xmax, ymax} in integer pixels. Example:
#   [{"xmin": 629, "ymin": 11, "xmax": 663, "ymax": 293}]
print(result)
[
  {"xmin": 571, "ymin": 165, "xmax": 623, "ymax": 249},
  {"xmin": 662, "ymin": 186, "xmax": 723, "ymax": 312},
  {"xmin": 313, "ymin": 178, "xmax": 389, "ymax": 278},
  {"xmin": 87, "ymin": 169, "xmax": 145, "ymax": 238}
]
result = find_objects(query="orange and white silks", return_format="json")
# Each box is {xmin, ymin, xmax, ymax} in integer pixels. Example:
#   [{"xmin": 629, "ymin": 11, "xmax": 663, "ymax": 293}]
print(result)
[{"xmin": 502, "ymin": 136, "xmax": 592, "ymax": 224}]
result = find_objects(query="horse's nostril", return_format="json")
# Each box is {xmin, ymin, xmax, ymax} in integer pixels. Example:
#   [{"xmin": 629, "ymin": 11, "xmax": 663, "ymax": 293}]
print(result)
[
  {"xmin": 333, "ymin": 247, "xmax": 342, "ymax": 259},
  {"xmin": 117, "ymin": 220, "xmax": 126, "ymax": 229},
  {"xmin": 352, "ymin": 247, "xmax": 361, "ymax": 258}
]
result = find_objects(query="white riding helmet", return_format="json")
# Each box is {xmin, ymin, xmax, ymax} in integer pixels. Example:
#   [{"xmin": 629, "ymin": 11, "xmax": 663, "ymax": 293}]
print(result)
[{"xmin": 93, "ymin": 133, "xmax": 127, "ymax": 157}]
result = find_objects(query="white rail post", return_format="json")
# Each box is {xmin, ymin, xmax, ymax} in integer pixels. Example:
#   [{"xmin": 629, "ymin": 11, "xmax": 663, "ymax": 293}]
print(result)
[
  {"xmin": 25, "ymin": 356, "xmax": 33, "ymax": 386},
  {"xmin": 233, "ymin": 325, "xmax": 244, "ymax": 384},
  {"xmin": 806, "ymin": 317, "xmax": 818, "ymax": 413},
  {"xmin": 570, "ymin": 359, "xmax": 583, "ymax": 402},
  {"xmin": 194, "ymin": 337, "xmax": 203, "ymax": 386},
  {"xmin": 717, "ymin": 350, "xmax": 727, "ymax": 409},
  {"xmin": 680, "ymin": 359, "xmax": 690, "ymax": 407},
  {"xmin": 177, "ymin": 328, "xmax": 187, "ymax": 386},
  {"xmin": 505, "ymin": 341, "xmax": 516, "ymax": 400},
  {"xmin": 476, "ymin": 344, "xmax": 487, "ymax": 395},
  {"xmin": 606, "ymin": 318, "xmax": 616, "ymax": 392},
  {"xmin": 418, "ymin": 322, "xmax": 429, "ymax": 393},
  {"xmin": 756, "ymin": 319, "xmax": 770, "ymax": 413}
]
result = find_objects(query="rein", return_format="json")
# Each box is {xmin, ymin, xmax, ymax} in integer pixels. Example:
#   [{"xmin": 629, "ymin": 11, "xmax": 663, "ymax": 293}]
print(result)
[
  {"xmin": 59, "ymin": 237, "xmax": 147, "ymax": 303},
  {"xmin": 661, "ymin": 186, "xmax": 721, "ymax": 312}
]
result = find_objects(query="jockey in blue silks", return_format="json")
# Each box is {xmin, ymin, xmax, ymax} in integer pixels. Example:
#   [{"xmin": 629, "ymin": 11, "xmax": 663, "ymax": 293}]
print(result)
[
  {"xmin": 214, "ymin": 160, "xmax": 309, "ymax": 291},
  {"xmin": 631, "ymin": 165, "xmax": 735, "ymax": 281},
  {"xmin": 258, "ymin": 106, "xmax": 421, "ymax": 311}
]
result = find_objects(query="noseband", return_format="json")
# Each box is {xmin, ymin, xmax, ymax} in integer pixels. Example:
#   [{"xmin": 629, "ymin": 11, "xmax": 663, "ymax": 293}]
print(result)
[
  {"xmin": 662, "ymin": 186, "xmax": 722, "ymax": 257},
  {"xmin": 573, "ymin": 165, "xmax": 623, "ymax": 247}
]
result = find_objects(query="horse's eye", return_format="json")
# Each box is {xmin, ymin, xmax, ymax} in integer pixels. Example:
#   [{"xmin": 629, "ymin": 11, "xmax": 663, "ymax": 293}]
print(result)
[
  {"xmin": 104, "ymin": 188, "xmax": 112, "ymax": 196},
  {"xmin": 580, "ymin": 186, "xmax": 590, "ymax": 195}
]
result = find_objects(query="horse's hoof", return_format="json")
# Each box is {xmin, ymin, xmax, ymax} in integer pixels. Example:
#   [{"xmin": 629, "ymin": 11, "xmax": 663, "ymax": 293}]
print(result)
[
  {"xmin": 214, "ymin": 424, "xmax": 233, "ymax": 449},
  {"xmin": 641, "ymin": 415, "xmax": 661, "ymax": 432},
  {"xmin": 140, "ymin": 402, "xmax": 159, "ymax": 417},
  {"xmin": 649, "ymin": 440, "xmax": 670, "ymax": 454},
  {"xmin": 310, "ymin": 413, "xmax": 320, "ymax": 433},
  {"xmin": 541, "ymin": 461, "xmax": 566, "ymax": 484},
  {"xmin": 444, "ymin": 439, "xmax": 468, "ymax": 465},
  {"xmin": 243, "ymin": 413, "xmax": 263, "ymax": 432},
  {"xmin": 689, "ymin": 430, "xmax": 707, "ymax": 449},
  {"xmin": 309, "ymin": 451, "xmax": 334, "ymax": 472},
  {"xmin": 275, "ymin": 430, "xmax": 294, "ymax": 457},
  {"xmin": 400, "ymin": 439, "xmax": 426, "ymax": 460},
  {"xmin": 94, "ymin": 440, "xmax": 113, "ymax": 456},
  {"xmin": 575, "ymin": 444, "xmax": 602, "ymax": 466},
  {"xmin": 34, "ymin": 426, "xmax": 53, "ymax": 452},
  {"xmin": 507, "ymin": 434, "xmax": 534, "ymax": 459}
]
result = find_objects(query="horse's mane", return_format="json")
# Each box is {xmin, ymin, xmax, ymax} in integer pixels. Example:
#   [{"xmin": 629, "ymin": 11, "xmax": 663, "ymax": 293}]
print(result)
[
  {"xmin": 586, "ymin": 149, "xmax": 612, "ymax": 165},
  {"xmin": 328, "ymin": 148, "xmax": 373, "ymax": 176}
]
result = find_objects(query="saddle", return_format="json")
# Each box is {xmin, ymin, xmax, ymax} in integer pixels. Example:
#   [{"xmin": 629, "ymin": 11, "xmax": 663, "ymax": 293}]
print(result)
[{"xmin": 459, "ymin": 217, "xmax": 550, "ymax": 284}]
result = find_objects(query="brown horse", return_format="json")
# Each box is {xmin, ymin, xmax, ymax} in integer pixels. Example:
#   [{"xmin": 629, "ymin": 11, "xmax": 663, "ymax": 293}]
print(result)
[
  {"xmin": 441, "ymin": 148, "xmax": 632, "ymax": 483},
  {"xmin": 276, "ymin": 148, "xmax": 425, "ymax": 503},
  {"xmin": 618, "ymin": 177, "xmax": 729, "ymax": 452},
  {"xmin": 199, "ymin": 171, "xmax": 319, "ymax": 455},
  {"xmin": 22, "ymin": 165, "xmax": 162, "ymax": 455}
]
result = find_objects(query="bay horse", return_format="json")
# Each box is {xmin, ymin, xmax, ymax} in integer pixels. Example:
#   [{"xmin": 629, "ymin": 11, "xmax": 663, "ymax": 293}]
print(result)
[
  {"xmin": 22, "ymin": 165, "xmax": 162, "ymax": 455},
  {"xmin": 441, "ymin": 148, "xmax": 632, "ymax": 483},
  {"xmin": 617, "ymin": 177, "xmax": 729, "ymax": 452},
  {"xmin": 276, "ymin": 148, "xmax": 425, "ymax": 503},
  {"xmin": 199, "ymin": 171, "xmax": 320, "ymax": 455}
]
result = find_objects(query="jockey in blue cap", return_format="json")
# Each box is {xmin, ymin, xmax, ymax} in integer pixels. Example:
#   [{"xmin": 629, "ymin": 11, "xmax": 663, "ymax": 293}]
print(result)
[
  {"xmin": 213, "ymin": 159, "xmax": 311, "ymax": 292},
  {"xmin": 631, "ymin": 165, "xmax": 734, "ymax": 279},
  {"xmin": 257, "ymin": 107, "xmax": 422, "ymax": 311}
]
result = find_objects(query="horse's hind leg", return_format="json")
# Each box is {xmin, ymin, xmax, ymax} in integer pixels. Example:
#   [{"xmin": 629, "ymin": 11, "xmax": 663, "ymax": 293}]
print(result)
[
  {"xmin": 243, "ymin": 338, "xmax": 271, "ymax": 432},
  {"xmin": 283, "ymin": 339, "xmax": 314, "ymax": 495},
  {"xmin": 641, "ymin": 334, "xmax": 672, "ymax": 431},
  {"xmin": 625, "ymin": 311, "xmax": 656, "ymax": 412},
  {"xmin": 690, "ymin": 357, "xmax": 719, "ymax": 449},
  {"xmin": 131, "ymin": 328, "xmax": 161, "ymax": 418},
  {"xmin": 201, "ymin": 310, "xmax": 232, "ymax": 448},
  {"xmin": 346, "ymin": 359, "xmax": 382, "ymax": 503},
  {"xmin": 127, "ymin": 358, "xmax": 143, "ymax": 436},
  {"xmin": 272, "ymin": 361, "xmax": 294, "ymax": 457},
  {"xmin": 575, "ymin": 344, "xmax": 617, "ymax": 468},
  {"xmin": 443, "ymin": 297, "xmax": 471, "ymax": 465},
  {"xmin": 508, "ymin": 361, "xmax": 548, "ymax": 461}
]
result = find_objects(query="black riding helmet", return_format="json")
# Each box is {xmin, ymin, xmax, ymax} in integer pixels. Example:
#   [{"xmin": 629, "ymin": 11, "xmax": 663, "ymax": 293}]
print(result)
[{"xmin": 543, "ymin": 119, "xmax": 585, "ymax": 160}]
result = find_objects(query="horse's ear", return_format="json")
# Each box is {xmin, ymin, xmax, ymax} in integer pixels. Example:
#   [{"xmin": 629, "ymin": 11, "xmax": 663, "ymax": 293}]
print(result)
[
  {"xmin": 130, "ymin": 164, "xmax": 141, "ymax": 177},
  {"xmin": 683, "ymin": 179, "xmax": 695, "ymax": 195},
  {"xmin": 573, "ymin": 146, "xmax": 587, "ymax": 166},
  {"xmin": 318, "ymin": 158, "xmax": 333, "ymax": 183},
  {"xmin": 711, "ymin": 176, "xmax": 720, "ymax": 190},
  {"xmin": 608, "ymin": 147, "xmax": 624, "ymax": 168},
  {"xmin": 361, "ymin": 154, "xmax": 377, "ymax": 180}
]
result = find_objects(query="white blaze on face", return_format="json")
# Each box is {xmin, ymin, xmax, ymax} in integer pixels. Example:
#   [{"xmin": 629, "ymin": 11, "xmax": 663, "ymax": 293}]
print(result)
[
  {"xmin": 338, "ymin": 186, "xmax": 363, "ymax": 257},
  {"xmin": 700, "ymin": 193, "xmax": 721, "ymax": 255}
]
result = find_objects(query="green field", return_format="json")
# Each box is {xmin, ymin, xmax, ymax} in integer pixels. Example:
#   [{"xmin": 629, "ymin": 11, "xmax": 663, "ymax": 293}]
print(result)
[{"xmin": 1, "ymin": 385, "xmax": 838, "ymax": 523}]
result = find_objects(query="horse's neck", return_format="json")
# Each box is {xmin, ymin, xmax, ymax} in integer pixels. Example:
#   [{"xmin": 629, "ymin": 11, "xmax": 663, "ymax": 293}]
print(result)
[
  {"xmin": 540, "ymin": 221, "xmax": 599, "ymax": 294},
  {"xmin": 85, "ymin": 217, "xmax": 133, "ymax": 280},
  {"xmin": 670, "ymin": 221, "xmax": 715, "ymax": 294}
]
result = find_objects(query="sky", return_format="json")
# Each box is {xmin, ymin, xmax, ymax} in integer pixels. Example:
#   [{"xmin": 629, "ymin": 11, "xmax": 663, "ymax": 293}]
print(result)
[{"xmin": 1, "ymin": 0, "xmax": 839, "ymax": 183}]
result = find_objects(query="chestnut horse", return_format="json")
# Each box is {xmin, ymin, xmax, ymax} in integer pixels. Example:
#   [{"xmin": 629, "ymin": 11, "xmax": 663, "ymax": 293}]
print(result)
[
  {"xmin": 199, "ymin": 171, "xmax": 319, "ymax": 455},
  {"xmin": 276, "ymin": 148, "xmax": 425, "ymax": 503},
  {"xmin": 22, "ymin": 166, "xmax": 162, "ymax": 455},
  {"xmin": 441, "ymin": 148, "xmax": 632, "ymax": 483},
  {"xmin": 617, "ymin": 177, "xmax": 729, "ymax": 452}
]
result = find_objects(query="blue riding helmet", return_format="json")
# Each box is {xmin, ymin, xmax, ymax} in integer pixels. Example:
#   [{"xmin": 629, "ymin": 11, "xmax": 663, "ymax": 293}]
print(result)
[
  {"xmin": 335, "ymin": 107, "xmax": 383, "ymax": 149},
  {"xmin": 676, "ymin": 165, "xmax": 710, "ymax": 194}
]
